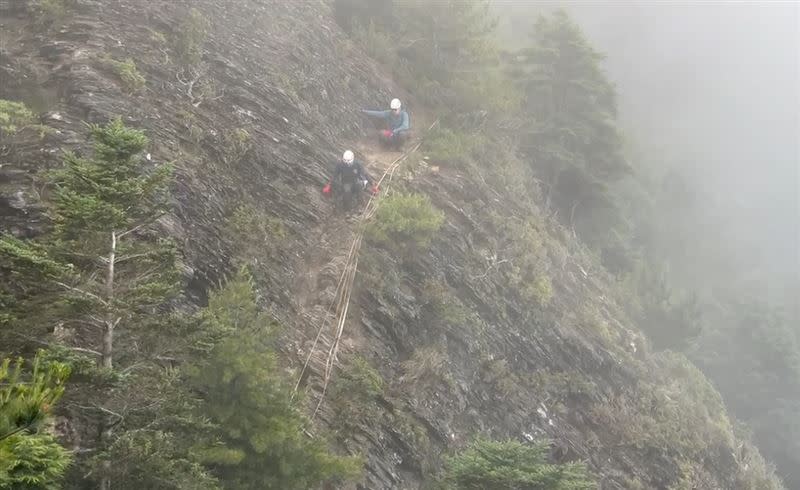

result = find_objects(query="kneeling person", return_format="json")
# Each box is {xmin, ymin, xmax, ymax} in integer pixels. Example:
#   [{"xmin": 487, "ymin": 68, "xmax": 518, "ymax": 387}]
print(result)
[
  {"xmin": 362, "ymin": 98, "xmax": 410, "ymax": 149},
  {"xmin": 323, "ymin": 150, "xmax": 378, "ymax": 211}
]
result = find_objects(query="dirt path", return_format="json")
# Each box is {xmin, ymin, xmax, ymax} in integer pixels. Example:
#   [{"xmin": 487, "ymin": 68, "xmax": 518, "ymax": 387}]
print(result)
[{"xmin": 289, "ymin": 118, "xmax": 434, "ymax": 404}]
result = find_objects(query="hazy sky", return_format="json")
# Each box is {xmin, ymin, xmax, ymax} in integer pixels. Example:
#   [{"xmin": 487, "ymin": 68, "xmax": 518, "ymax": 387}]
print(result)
[{"xmin": 580, "ymin": 2, "xmax": 798, "ymax": 302}]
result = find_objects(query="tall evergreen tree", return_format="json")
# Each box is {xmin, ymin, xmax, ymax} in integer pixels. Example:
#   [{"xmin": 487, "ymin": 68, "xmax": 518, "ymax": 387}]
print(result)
[
  {"xmin": 0, "ymin": 119, "xmax": 217, "ymax": 489},
  {"xmin": 187, "ymin": 270, "xmax": 361, "ymax": 490},
  {"xmin": 510, "ymin": 10, "xmax": 630, "ymax": 249}
]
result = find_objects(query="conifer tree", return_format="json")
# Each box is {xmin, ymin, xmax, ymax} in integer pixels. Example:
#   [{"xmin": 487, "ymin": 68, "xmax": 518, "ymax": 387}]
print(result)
[
  {"xmin": 0, "ymin": 352, "xmax": 72, "ymax": 489},
  {"xmin": 0, "ymin": 119, "xmax": 214, "ymax": 489},
  {"xmin": 510, "ymin": 10, "xmax": 630, "ymax": 248},
  {"xmin": 187, "ymin": 269, "xmax": 361, "ymax": 490}
]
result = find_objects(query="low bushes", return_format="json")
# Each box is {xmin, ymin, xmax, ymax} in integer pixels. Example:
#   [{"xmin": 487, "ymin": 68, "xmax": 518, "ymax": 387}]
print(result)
[{"xmin": 366, "ymin": 193, "xmax": 444, "ymax": 253}]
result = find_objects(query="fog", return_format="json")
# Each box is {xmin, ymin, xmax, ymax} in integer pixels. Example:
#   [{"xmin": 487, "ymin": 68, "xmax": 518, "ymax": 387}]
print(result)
[{"xmin": 498, "ymin": 1, "xmax": 799, "ymax": 310}]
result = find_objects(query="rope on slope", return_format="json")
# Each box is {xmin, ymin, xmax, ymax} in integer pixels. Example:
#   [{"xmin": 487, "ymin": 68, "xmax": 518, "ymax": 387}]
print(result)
[{"xmin": 291, "ymin": 120, "xmax": 439, "ymax": 422}]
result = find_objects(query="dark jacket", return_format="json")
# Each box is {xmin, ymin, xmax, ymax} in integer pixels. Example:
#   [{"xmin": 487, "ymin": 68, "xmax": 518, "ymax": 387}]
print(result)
[
  {"xmin": 332, "ymin": 160, "xmax": 372, "ymax": 186},
  {"xmin": 362, "ymin": 109, "xmax": 410, "ymax": 133}
]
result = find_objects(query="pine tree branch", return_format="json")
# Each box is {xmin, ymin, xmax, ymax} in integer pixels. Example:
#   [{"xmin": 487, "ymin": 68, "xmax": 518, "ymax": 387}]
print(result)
[
  {"xmin": 55, "ymin": 281, "xmax": 109, "ymax": 306},
  {"xmin": 9, "ymin": 332, "xmax": 104, "ymax": 356},
  {"xmin": 117, "ymin": 212, "xmax": 166, "ymax": 239}
]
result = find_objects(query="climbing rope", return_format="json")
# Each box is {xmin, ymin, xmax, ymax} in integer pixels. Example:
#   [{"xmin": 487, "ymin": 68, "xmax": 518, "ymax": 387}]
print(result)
[{"xmin": 292, "ymin": 120, "xmax": 439, "ymax": 422}]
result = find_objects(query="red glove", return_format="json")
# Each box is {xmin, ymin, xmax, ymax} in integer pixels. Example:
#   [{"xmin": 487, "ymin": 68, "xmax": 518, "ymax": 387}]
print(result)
[
  {"xmin": 322, "ymin": 183, "xmax": 331, "ymax": 195},
  {"xmin": 370, "ymin": 184, "xmax": 379, "ymax": 196},
  {"xmin": 382, "ymin": 129, "xmax": 393, "ymax": 138}
]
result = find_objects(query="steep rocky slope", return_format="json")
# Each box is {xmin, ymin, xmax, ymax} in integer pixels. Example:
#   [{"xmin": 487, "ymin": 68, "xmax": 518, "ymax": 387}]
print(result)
[{"xmin": 0, "ymin": 1, "xmax": 781, "ymax": 488}]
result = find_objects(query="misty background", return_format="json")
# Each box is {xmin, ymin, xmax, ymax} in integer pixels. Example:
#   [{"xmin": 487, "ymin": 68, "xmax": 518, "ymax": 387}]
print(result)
[{"xmin": 498, "ymin": 1, "xmax": 799, "ymax": 310}]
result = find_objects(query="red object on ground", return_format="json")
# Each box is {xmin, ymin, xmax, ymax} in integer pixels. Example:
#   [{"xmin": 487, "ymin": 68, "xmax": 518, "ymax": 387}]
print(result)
[
  {"xmin": 371, "ymin": 185, "xmax": 379, "ymax": 196},
  {"xmin": 382, "ymin": 129, "xmax": 393, "ymax": 138},
  {"xmin": 322, "ymin": 183, "xmax": 331, "ymax": 195}
]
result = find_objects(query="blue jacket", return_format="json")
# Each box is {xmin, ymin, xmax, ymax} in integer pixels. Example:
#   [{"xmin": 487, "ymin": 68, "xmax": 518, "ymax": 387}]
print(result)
[{"xmin": 362, "ymin": 109, "xmax": 410, "ymax": 133}]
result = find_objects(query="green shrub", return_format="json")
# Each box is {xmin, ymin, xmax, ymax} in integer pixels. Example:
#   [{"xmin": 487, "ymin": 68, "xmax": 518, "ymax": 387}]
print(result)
[
  {"xmin": 485, "ymin": 212, "xmax": 553, "ymax": 311},
  {"xmin": 176, "ymin": 110, "xmax": 204, "ymax": 143},
  {"xmin": 107, "ymin": 58, "xmax": 146, "ymax": 92},
  {"xmin": 331, "ymin": 356, "xmax": 384, "ymax": 432},
  {"xmin": 576, "ymin": 303, "xmax": 616, "ymax": 346},
  {"xmin": 174, "ymin": 8, "xmax": 210, "ymax": 66},
  {"xmin": 421, "ymin": 279, "xmax": 470, "ymax": 327},
  {"xmin": 443, "ymin": 438, "xmax": 594, "ymax": 489},
  {"xmin": 527, "ymin": 369, "xmax": 597, "ymax": 405},
  {"xmin": 0, "ymin": 100, "xmax": 38, "ymax": 135},
  {"xmin": 400, "ymin": 346, "xmax": 455, "ymax": 393},
  {"xmin": 31, "ymin": 0, "xmax": 75, "ymax": 25},
  {"xmin": 0, "ymin": 433, "xmax": 72, "ymax": 489},
  {"xmin": 734, "ymin": 439, "xmax": 786, "ymax": 489},
  {"xmin": 390, "ymin": 410, "xmax": 433, "ymax": 470},
  {"xmin": 479, "ymin": 358, "xmax": 521, "ymax": 398},
  {"xmin": 227, "ymin": 203, "xmax": 286, "ymax": 264},
  {"xmin": 149, "ymin": 29, "xmax": 167, "ymax": 45},
  {"xmin": 366, "ymin": 193, "xmax": 444, "ymax": 253},
  {"xmin": 588, "ymin": 352, "xmax": 737, "ymax": 468},
  {"xmin": 340, "ymin": 356, "xmax": 384, "ymax": 399},
  {"xmin": 221, "ymin": 128, "xmax": 252, "ymax": 165},
  {"xmin": 423, "ymin": 127, "xmax": 474, "ymax": 167},
  {"xmin": 525, "ymin": 275, "xmax": 553, "ymax": 306}
]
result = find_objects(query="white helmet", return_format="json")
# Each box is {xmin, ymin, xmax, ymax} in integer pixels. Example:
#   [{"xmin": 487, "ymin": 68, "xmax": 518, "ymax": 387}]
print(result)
[
  {"xmin": 342, "ymin": 150, "xmax": 354, "ymax": 164},
  {"xmin": 390, "ymin": 98, "xmax": 401, "ymax": 110}
]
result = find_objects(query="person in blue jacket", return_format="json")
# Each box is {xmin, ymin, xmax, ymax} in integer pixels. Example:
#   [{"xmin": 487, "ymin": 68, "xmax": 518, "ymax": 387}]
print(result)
[{"xmin": 361, "ymin": 98, "xmax": 410, "ymax": 149}]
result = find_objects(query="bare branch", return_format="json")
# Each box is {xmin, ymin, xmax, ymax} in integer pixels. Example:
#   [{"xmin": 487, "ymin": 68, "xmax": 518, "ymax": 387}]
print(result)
[
  {"xmin": 470, "ymin": 258, "xmax": 510, "ymax": 280},
  {"xmin": 113, "ymin": 253, "xmax": 151, "ymax": 264},
  {"xmin": 69, "ymin": 347, "xmax": 102, "ymax": 356}
]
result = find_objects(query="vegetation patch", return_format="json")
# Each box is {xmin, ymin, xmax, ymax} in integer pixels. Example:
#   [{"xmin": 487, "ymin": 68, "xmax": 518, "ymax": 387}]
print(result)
[
  {"xmin": 0, "ymin": 100, "xmax": 49, "ymax": 137},
  {"xmin": 479, "ymin": 357, "xmax": 522, "ymax": 399},
  {"xmin": 176, "ymin": 109, "xmax": 204, "ymax": 143},
  {"xmin": 484, "ymin": 212, "xmax": 554, "ymax": 309},
  {"xmin": 227, "ymin": 203, "xmax": 286, "ymax": 262},
  {"xmin": 331, "ymin": 356, "xmax": 385, "ymax": 434},
  {"xmin": 420, "ymin": 279, "xmax": 470, "ymax": 327},
  {"xmin": 443, "ymin": 438, "xmax": 595, "ymax": 489},
  {"xmin": 422, "ymin": 127, "xmax": 476, "ymax": 168},
  {"xmin": 173, "ymin": 8, "xmax": 210, "ymax": 66},
  {"xmin": 390, "ymin": 410, "xmax": 433, "ymax": 473},
  {"xmin": 366, "ymin": 193, "xmax": 444, "ymax": 253},
  {"xmin": 400, "ymin": 346, "xmax": 456, "ymax": 394},
  {"xmin": 31, "ymin": 0, "xmax": 75, "ymax": 26},
  {"xmin": 106, "ymin": 58, "xmax": 146, "ymax": 93},
  {"xmin": 588, "ymin": 352, "xmax": 738, "ymax": 475},
  {"xmin": 220, "ymin": 128, "xmax": 252, "ymax": 165}
]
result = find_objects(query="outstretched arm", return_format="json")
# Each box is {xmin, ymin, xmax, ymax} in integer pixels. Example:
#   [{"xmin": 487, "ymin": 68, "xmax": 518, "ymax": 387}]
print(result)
[{"xmin": 362, "ymin": 109, "xmax": 389, "ymax": 118}]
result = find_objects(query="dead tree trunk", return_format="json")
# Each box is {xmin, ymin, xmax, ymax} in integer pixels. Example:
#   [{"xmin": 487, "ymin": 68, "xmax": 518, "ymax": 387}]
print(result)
[
  {"xmin": 101, "ymin": 231, "xmax": 116, "ymax": 370},
  {"xmin": 99, "ymin": 231, "xmax": 116, "ymax": 490}
]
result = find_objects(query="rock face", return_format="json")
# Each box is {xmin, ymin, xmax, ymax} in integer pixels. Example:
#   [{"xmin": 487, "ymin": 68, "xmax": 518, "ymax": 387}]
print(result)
[{"xmin": 0, "ymin": 1, "xmax": 775, "ymax": 489}]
